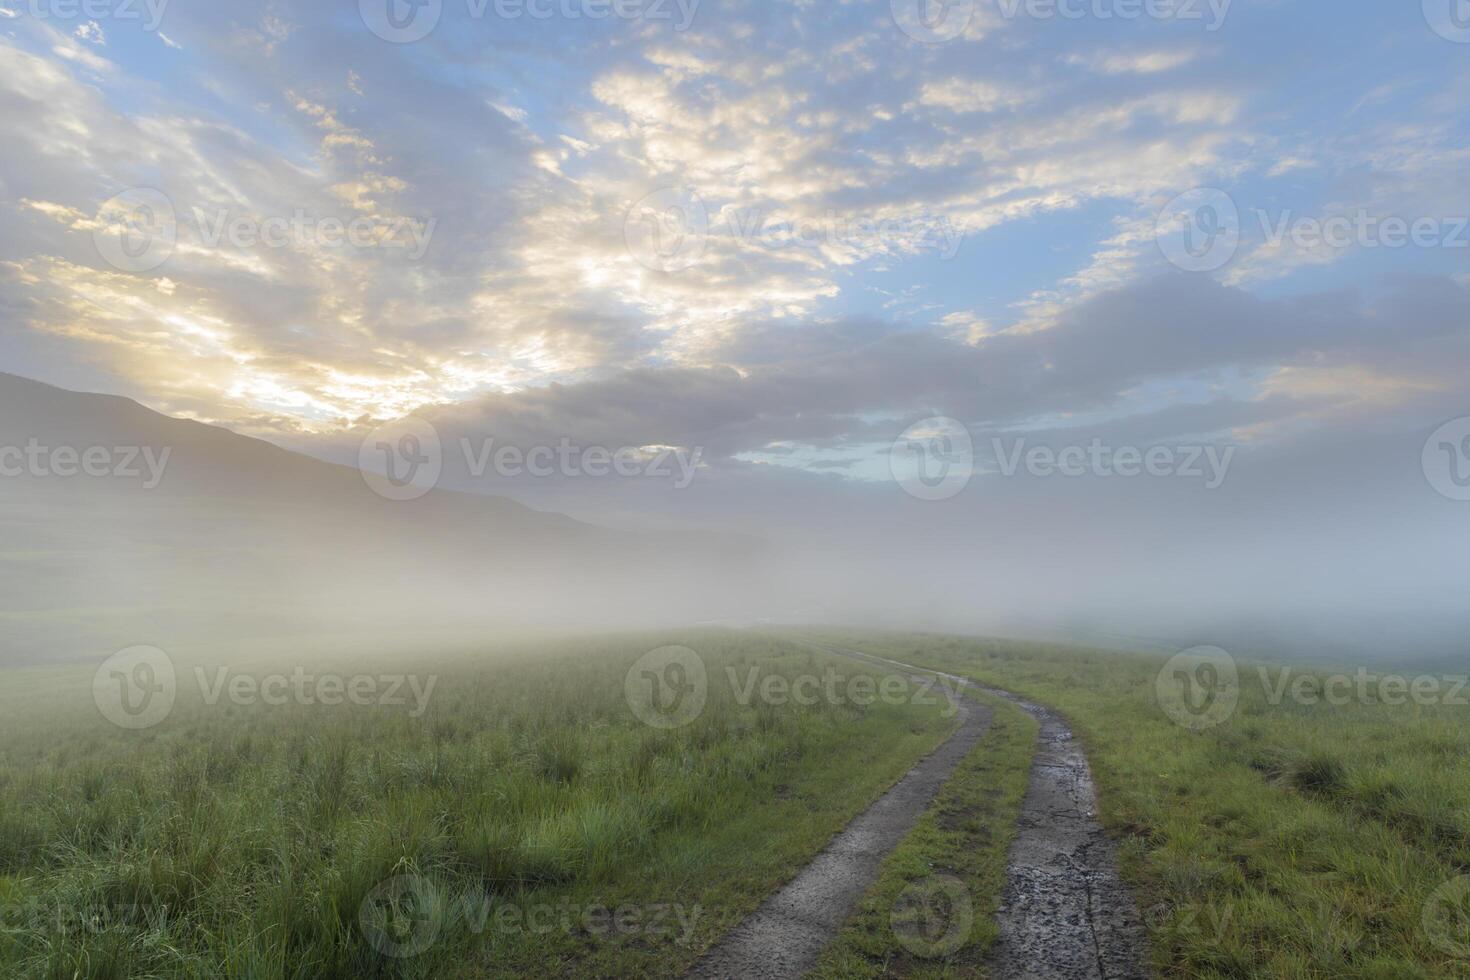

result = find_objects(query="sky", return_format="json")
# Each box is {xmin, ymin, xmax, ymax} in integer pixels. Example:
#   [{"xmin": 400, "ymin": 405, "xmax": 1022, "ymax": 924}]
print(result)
[{"xmin": 2, "ymin": 0, "xmax": 1469, "ymax": 654}]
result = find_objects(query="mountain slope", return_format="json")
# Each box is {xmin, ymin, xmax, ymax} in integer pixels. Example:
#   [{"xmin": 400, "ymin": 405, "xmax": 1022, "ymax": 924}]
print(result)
[{"xmin": 0, "ymin": 373, "xmax": 771, "ymax": 663}]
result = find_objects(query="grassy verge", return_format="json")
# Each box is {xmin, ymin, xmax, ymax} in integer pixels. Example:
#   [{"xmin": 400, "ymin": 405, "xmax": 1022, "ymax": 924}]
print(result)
[
  {"xmin": 809, "ymin": 691, "xmax": 1036, "ymax": 979},
  {"xmin": 790, "ymin": 628, "xmax": 1470, "ymax": 980},
  {"xmin": 0, "ymin": 629, "xmax": 958, "ymax": 979}
]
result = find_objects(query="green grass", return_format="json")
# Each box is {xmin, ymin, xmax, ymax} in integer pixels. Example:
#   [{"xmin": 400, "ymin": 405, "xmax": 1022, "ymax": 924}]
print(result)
[
  {"xmin": 789, "ymin": 628, "xmax": 1470, "ymax": 980},
  {"xmin": 809, "ymin": 690, "xmax": 1036, "ymax": 979},
  {"xmin": 0, "ymin": 630, "xmax": 959, "ymax": 979}
]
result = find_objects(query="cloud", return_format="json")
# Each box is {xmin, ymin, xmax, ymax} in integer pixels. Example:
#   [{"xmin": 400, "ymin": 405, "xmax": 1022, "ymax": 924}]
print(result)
[
  {"xmin": 0, "ymin": 0, "xmax": 1463, "ymax": 492},
  {"xmin": 73, "ymin": 21, "xmax": 105, "ymax": 46},
  {"xmin": 1064, "ymin": 48, "xmax": 1197, "ymax": 75}
]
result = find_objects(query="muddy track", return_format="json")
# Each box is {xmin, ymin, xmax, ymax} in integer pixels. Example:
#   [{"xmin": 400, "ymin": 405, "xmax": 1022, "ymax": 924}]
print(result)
[
  {"xmin": 978, "ymin": 687, "xmax": 1150, "ymax": 980},
  {"xmin": 687, "ymin": 643, "xmax": 1151, "ymax": 980},
  {"xmin": 685, "ymin": 657, "xmax": 993, "ymax": 980},
  {"xmin": 836, "ymin": 650, "xmax": 1151, "ymax": 980}
]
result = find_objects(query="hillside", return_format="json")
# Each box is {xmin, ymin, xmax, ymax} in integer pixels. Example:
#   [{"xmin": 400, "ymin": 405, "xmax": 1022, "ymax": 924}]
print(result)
[{"xmin": 0, "ymin": 374, "xmax": 770, "ymax": 663}]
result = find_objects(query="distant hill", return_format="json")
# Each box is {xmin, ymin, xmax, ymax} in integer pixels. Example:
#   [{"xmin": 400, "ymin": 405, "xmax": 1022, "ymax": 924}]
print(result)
[{"xmin": 0, "ymin": 373, "xmax": 772, "ymax": 664}]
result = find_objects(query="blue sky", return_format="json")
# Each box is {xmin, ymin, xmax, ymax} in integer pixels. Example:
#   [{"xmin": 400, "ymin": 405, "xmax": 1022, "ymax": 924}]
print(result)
[{"xmin": 0, "ymin": 0, "xmax": 1467, "ymax": 491}]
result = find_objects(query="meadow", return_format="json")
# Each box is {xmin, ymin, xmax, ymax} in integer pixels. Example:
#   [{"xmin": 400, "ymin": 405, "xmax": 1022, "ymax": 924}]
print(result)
[
  {"xmin": 0, "ymin": 630, "xmax": 958, "ymax": 979},
  {"xmin": 7, "ymin": 626, "xmax": 1470, "ymax": 979},
  {"xmin": 791, "ymin": 628, "xmax": 1470, "ymax": 979}
]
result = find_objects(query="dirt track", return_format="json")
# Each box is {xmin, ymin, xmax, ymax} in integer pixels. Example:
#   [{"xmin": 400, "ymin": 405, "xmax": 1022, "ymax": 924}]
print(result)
[
  {"xmin": 979, "ymin": 686, "xmax": 1150, "ymax": 979},
  {"xmin": 686, "ymin": 658, "xmax": 992, "ymax": 979},
  {"xmin": 686, "ymin": 644, "xmax": 1151, "ymax": 979}
]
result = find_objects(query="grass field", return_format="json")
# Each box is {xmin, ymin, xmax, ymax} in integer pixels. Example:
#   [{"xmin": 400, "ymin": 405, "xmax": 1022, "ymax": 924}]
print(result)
[
  {"xmin": 0, "ymin": 631, "xmax": 960, "ymax": 979},
  {"xmin": 790, "ymin": 628, "xmax": 1470, "ymax": 979},
  {"xmin": 6, "ymin": 627, "xmax": 1470, "ymax": 979},
  {"xmin": 809, "ymin": 689, "xmax": 1036, "ymax": 979}
]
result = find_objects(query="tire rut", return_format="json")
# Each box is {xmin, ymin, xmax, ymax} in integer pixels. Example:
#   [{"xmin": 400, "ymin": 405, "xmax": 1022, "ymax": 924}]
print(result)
[
  {"xmin": 685, "ymin": 644, "xmax": 1151, "ymax": 980},
  {"xmin": 806, "ymin": 648, "xmax": 1151, "ymax": 980},
  {"xmin": 977, "ymin": 687, "xmax": 1149, "ymax": 980},
  {"xmin": 685, "ymin": 657, "xmax": 993, "ymax": 980}
]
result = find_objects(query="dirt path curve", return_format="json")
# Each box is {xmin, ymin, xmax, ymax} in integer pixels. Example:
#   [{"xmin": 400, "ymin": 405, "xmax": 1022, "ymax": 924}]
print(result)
[
  {"xmin": 685, "ymin": 643, "xmax": 1150, "ymax": 979},
  {"xmin": 981, "ymin": 689, "xmax": 1150, "ymax": 979},
  {"xmin": 837, "ymin": 650, "xmax": 1151, "ymax": 980},
  {"xmin": 685, "ymin": 654, "xmax": 993, "ymax": 980}
]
